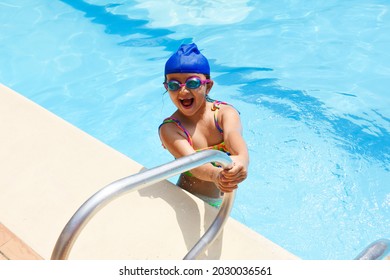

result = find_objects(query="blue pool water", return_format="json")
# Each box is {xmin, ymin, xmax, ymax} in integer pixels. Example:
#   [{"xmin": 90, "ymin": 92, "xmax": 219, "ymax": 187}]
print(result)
[{"xmin": 1, "ymin": 0, "xmax": 389, "ymax": 260}]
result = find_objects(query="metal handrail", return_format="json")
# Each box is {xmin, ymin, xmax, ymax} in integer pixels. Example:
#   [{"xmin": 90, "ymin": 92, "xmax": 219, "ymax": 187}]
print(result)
[
  {"xmin": 51, "ymin": 150, "xmax": 234, "ymax": 260},
  {"xmin": 354, "ymin": 239, "xmax": 390, "ymax": 260},
  {"xmin": 183, "ymin": 190, "xmax": 234, "ymax": 259}
]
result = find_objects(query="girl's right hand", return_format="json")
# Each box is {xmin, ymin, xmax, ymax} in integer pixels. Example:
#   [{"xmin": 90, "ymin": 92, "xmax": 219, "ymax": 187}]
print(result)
[
  {"xmin": 214, "ymin": 169, "xmax": 239, "ymax": 193},
  {"xmin": 214, "ymin": 159, "xmax": 248, "ymax": 192}
]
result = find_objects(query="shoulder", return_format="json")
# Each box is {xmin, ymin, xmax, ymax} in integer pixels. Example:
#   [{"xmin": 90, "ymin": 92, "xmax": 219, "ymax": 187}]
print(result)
[
  {"xmin": 159, "ymin": 117, "xmax": 180, "ymax": 134},
  {"xmin": 216, "ymin": 101, "xmax": 240, "ymax": 119},
  {"xmin": 216, "ymin": 102, "xmax": 242, "ymax": 133},
  {"xmin": 159, "ymin": 115, "xmax": 193, "ymax": 144},
  {"xmin": 159, "ymin": 118, "xmax": 180, "ymax": 146},
  {"xmin": 158, "ymin": 116, "xmax": 195, "ymax": 155},
  {"xmin": 159, "ymin": 116, "xmax": 178, "ymax": 126},
  {"xmin": 211, "ymin": 100, "xmax": 238, "ymax": 112}
]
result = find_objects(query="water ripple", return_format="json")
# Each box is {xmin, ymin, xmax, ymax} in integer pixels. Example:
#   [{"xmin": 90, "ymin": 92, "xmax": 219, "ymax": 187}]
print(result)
[{"xmin": 225, "ymin": 74, "xmax": 390, "ymax": 166}]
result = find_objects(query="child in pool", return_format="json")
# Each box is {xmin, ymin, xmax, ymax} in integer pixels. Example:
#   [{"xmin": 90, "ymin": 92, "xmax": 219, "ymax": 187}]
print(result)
[{"xmin": 159, "ymin": 43, "xmax": 249, "ymax": 208}]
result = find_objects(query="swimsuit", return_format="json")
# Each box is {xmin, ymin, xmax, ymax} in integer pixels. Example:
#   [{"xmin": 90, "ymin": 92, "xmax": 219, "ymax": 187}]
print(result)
[
  {"xmin": 159, "ymin": 101, "xmax": 232, "ymax": 208},
  {"xmin": 194, "ymin": 193, "xmax": 223, "ymax": 209},
  {"xmin": 159, "ymin": 101, "xmax": 231, "ymax": 156}
]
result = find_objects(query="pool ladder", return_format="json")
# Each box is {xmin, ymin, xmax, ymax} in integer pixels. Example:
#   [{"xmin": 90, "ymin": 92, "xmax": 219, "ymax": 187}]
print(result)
[
  {"xmin": 51, "ymin": 149, "xmax": 390, "ymax": 260},
  {"xmin": 51, "ymin": 150, "xmax": 234, "ymax": 260},
  {"xmin": 354, "ymin": 239, "xmax": 390, "ymax": 260}
]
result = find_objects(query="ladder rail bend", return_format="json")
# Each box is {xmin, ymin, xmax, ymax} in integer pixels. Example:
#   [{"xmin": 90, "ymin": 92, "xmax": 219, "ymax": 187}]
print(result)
[
  {"xmin": 51, "ymin": 150, "xmax": 234, "ymax": 260},
  {"xmin": 354, "ymin": 239, "xmax": 390, "ymax": 260}
]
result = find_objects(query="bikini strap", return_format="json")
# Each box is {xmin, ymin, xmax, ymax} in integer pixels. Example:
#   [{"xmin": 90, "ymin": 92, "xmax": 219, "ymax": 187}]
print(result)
[
  {"xmin": 159, "ymin": 117, "xmax": 193, "ymax": 146},
  {"xmin": 211, "ymin": 101, "xmax": 228, "ymax": 134},
  {"xmin": 159, "ymin": 101, "xmax": 232, "ymax": 146}
]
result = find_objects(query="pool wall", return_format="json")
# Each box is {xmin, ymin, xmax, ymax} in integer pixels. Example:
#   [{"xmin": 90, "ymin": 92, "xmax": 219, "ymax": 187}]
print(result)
[{"xmin": 0, "ymin": 84, "xmax": 297, "ymax": 260}]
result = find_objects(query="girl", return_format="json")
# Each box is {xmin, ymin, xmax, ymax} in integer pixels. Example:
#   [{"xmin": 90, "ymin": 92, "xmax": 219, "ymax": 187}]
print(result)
[{"xmin": 159, "ymin": 43, "xmax": 249, "ymax": 208}]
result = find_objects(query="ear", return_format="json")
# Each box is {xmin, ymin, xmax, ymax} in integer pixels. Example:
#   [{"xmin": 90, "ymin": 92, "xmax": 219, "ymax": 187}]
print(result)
[{"xmin": 205, "ymin": 80, "xmax": 214, "ymax": 94}]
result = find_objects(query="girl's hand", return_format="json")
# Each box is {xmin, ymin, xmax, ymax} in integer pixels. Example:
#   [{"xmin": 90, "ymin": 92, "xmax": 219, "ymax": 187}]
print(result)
[
  {"xmin": 221, "ymin": 160, "xmax": 247, "ymax": 184},
  {"xmin": 214, "ymin": 158, "xmax": 248, "ymax": 192},
  {"xmin": 214, "ymin": 170, "xmax": 238, "ymax": 193}
]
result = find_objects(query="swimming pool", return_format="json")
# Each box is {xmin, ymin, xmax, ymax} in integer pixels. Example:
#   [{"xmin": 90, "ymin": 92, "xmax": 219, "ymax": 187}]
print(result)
[{"xmin": 1, "ymin": 0, "xmax": 389, "ymax": 260}]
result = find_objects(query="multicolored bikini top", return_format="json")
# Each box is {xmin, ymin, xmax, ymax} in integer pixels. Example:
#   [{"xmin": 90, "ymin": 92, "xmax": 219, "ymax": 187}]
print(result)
[{"xmin": 159, "ymin": 101, "xmax": 231, "ymax": 155}]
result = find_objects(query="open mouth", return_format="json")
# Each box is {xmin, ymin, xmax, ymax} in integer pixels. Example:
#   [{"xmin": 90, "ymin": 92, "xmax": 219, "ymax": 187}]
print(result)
[{"xmin": 180, "ymin": 98, "xmax": 194, "ymax": 108}]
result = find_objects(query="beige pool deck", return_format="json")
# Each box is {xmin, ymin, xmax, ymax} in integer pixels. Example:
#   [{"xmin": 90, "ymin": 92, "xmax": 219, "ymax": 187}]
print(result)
[{"xmin": 0, "ymin": 84, "xmax": 298, "ymax": 260}]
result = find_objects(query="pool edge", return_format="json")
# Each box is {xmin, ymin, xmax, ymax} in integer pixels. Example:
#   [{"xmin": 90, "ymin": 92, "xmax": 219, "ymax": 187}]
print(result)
[{"xmin": 0, "ymin": 83, "xmax": 298, "ymax": 260}]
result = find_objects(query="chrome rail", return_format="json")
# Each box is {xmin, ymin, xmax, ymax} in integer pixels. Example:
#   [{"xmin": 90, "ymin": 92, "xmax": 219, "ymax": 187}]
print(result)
[
  {"xmin": 354, "ymin": 239, "xmax": 390, "ymax": 260},
  {"xmin": 183, "ymin": 190, "xmax": 235, "ymax": 259},
  {"xmin": 51, "ymin": 150, "xmax": 234, "ymax": 260}
]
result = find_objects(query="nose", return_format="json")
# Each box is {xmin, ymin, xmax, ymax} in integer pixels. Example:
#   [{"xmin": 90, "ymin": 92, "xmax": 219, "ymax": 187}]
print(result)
[{"xmin": 178, "ymin": 84, "xmax": 190, "ymax": 94}]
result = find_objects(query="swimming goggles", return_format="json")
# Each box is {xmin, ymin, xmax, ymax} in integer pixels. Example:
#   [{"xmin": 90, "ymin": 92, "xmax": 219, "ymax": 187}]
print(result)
[{"xmin": 164, "ymin": 76, "xmax": 210, "ymax": 91}]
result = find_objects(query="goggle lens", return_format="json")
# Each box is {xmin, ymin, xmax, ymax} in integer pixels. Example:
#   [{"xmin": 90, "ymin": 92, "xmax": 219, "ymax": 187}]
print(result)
[
  {"xmin": 167, "ymin": 81, "xmax": 180, "ymax": 91},
  {"xmin": 185, "ymin": 78, "xmax": 201, "ymax": 89}
]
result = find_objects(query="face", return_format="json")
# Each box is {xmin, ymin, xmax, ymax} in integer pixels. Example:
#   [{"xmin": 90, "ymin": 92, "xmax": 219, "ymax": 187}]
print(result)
[{"xmin": 165, "ymin": 73, "xmax": 213, "ymax": 117}]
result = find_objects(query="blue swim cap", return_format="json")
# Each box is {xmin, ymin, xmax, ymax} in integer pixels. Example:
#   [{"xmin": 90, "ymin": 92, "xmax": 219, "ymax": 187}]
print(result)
[{"xmin": 165, "ymin": 43, "xmax": 210, "ymax": 75}]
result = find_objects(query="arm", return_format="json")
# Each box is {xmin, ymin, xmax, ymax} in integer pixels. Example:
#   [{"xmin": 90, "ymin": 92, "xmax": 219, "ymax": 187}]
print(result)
[
  {"xmin": 218, "ymin": 106, "xmax": 249, "ymax": 188},
  {"xmin": 159, "ymin": 122, "xmax": 224, "ymax": 184}
]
